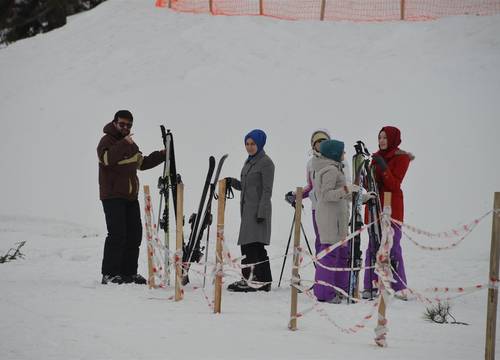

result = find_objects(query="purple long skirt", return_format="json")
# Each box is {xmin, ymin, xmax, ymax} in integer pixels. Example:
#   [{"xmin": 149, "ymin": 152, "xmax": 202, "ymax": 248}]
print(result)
[
  {"xmin": 363, "ymin": 223, "xmax": 407, "ymax": 292},
  {"xmin": 312, "ymin": 209, "xmax": 350, "ymax": 301}
]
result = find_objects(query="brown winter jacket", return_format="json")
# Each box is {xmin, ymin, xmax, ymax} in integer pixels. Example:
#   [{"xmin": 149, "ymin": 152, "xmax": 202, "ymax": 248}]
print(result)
[{"xmin": 97, "ymin": 122, "xmax": 164, "ymax": 201}]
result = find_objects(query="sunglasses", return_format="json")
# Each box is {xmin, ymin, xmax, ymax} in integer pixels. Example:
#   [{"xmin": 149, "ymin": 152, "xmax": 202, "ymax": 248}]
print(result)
[{"xmin": 117, "ymin": 121, "xmax": 132, "ymax": 129}]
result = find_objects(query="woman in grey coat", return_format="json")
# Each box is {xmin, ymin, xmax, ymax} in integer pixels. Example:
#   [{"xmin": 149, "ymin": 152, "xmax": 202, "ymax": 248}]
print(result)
[{"xmin": 227, "ymin": 129, "xmax": 275, "ymax": 293}]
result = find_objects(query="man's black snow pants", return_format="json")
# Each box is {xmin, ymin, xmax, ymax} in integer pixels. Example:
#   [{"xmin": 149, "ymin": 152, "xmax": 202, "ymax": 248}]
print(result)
[{"xmin": 101, "ymin": 199, "xmax": 142, "ymax": 276}]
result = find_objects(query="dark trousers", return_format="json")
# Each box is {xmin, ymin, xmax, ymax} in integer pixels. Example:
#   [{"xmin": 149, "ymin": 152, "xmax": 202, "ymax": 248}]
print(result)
[
  {"xmin": 101, "ymin": 199, "xmax": 142, "ymax": 276},
  {"xmin": 241, "ymin": 243, "xmax": 272, "ymax": 283}
]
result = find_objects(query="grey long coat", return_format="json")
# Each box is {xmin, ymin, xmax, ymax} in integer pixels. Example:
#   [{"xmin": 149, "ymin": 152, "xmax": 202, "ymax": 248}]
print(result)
[
  {"xmin": 232, "ymin": 151, "xmax": 275, "ymax": 246},
  {"xmin": 312, "ymin": 156, "xmax": 351, "ymax": 245}
]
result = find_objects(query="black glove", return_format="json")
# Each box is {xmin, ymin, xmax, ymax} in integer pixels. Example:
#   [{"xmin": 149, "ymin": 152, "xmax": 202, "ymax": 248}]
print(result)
[
  {"xmin": 285, "ymin": 191, "xmax": 296, "ymax": 206},
  {"xmin": 257, "ymin": 217, "xmax": 265, "ymax": 223},
  {"xmin": 373, "ymin": 155, "xmax": 388, "ymax": 172},
  {"xmin": 226, "ymin": 177, "xmax": 235, "ymax": 188}
]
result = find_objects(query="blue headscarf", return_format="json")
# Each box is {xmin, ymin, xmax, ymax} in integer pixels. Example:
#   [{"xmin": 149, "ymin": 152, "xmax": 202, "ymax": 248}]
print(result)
[
  {"xmin": 244, "ymin": 129, "xmax": 267, "ymax": 159},
  {"xmin": 320, "ymin": 139, "xmax": 345, "ymax": 162}
]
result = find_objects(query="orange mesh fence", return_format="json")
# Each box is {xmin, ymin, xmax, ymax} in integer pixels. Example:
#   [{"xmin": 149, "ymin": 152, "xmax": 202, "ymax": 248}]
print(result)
[{"xmin": 155, "ymin": 0, "xmax": 500, "ymax": 21}]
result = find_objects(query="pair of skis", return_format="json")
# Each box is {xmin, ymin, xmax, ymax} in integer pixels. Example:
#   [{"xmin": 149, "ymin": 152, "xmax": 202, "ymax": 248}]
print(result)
[
  {"xmin": 348, "ymin": 141, "xmax": 382, "ymax": 303},
  {"xmin": 157, "ymin": 126, "xmax": 180, "ymax": 286},
  {"xmin": 181, "ymin": 154, "xmax": 228, "ymax": 285},
  {"xmin": 156, "ymin": 127, "xmax": 228, "ymax": 287}
]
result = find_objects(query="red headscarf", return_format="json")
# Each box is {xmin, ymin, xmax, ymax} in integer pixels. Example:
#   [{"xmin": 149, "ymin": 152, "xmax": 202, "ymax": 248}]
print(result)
[{"xmin": 375, "ymin": 126, "xmax": 401, "ymax": 160}]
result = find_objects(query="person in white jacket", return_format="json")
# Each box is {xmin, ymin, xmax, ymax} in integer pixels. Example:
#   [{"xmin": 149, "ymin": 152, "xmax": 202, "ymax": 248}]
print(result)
[
  {"xmin": 313, "ymin": 139, "xmax": 374, "ymax": 303},
  {"xmin": 286, "ymin": 129, "xmax": 350, "ymax": 255}
]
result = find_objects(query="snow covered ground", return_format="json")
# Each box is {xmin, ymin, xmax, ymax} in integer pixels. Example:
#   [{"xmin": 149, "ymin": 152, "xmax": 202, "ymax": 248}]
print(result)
[{"xmin": 0, "ymin": 1, "xmax": 499, "ymax": 358}]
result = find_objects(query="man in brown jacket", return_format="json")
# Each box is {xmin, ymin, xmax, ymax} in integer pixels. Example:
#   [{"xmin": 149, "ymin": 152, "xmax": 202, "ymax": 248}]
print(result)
[{"xmin": 97, "ymin": 110, "xmax": 165, "ymax": 284}]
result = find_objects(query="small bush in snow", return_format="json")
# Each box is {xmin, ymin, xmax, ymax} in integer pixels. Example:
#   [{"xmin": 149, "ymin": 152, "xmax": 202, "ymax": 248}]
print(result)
[
  {"xmin": 0, "ymin": 241, "xmax": 26, "ymax": 263},
  {"xmin": 424, "ymin": 301, "xmax": 468, "ymax": 325}
]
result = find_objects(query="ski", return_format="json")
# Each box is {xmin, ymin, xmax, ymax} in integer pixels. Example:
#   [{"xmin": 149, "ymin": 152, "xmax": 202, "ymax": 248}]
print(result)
[
  {"xmin": 348, "ymin": 141, "xmax": 368, "ymax": 303},
  {"xmin": 363, "ymin": 145, "xmax": 383, "ymax": 300},
  {"xmin": 158, "ymin": 126, "xmax": 179, "ymax": 286},
  {"xmin": 200, "ymin": 154, "xmax": 229, "ymax": 287},
  {"xmin": 182, "ymin": 156, "xmax": 216, "ymax": 285}
]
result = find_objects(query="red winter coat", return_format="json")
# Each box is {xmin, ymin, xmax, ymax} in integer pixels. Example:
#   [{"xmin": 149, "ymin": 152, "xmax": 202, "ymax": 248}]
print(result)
[
  {"xmin": 365, "ymin": 126, "xmax": 414, "ymax": 222},
  {"xmin": 372, "ymin": 149, "xmax": 413, "ymax": 222}
]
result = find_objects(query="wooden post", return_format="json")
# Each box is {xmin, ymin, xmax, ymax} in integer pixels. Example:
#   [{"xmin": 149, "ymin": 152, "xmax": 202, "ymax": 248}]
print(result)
[
  {"xmin": 400, "ymin": 0, "xmax": 405, "ymax": 20},
  {"xmin": 485, "ymin": 193, "xmax": 500, "ymax": 359},
  {"xmin": 214, "ymin": 179, "xmax": 226, "ymax": 313},
  {"xmin": 259, "ymin": 0, "xmax": 264, "ymax": 15},
  {"xmin": 168, "ymin": 0, "xmax": 172, "ymax": 8},
  {"xmin": 375, "ymin": 192, "xmax": 392, "ymax": 347},
  {"xmin": 320, "ymin": 0, "xmax": 326, "ymax": 21},
  {"xmin": 175, "ymin": 182, "xmax": 184, "ymax": 301},
  {"xmin": 143, "ymin": 185, "xmax": 156, "ymax": 289},
  {"xmin": 209, "ymin": 0, "xmax": 213, "ymax": 14},
  {"xmin": 289, "ymin": 187, "xmax": 303, "ymax": 331}
]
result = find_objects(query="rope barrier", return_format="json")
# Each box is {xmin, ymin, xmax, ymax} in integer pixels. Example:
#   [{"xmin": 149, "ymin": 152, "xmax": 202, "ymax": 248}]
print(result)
[
  {"xmin": 143, "ymin": 205, "xmax": 498, "ymax": 342},
  {"xmin": 392, "ymin": 210, "xmax": 493, "ymax": 239}
]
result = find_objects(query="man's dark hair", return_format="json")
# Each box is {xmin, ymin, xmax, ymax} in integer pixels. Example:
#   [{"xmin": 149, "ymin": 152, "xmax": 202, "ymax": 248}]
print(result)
[{"xmin": 113, "ymin": 110, "xmax": 133, "ymax": 122}]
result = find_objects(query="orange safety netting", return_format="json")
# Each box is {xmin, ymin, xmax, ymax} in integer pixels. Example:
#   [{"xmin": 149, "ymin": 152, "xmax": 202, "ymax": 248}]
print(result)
[{"xmin": 155, "ymin": 0, "xmax": 500, "ymax": 21}]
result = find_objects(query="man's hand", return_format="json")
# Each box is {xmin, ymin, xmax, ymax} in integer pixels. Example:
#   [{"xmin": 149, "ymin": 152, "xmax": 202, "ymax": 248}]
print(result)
[{"xmin": 124, "ymin": 134, "xmax": 134, "ymax": 144}]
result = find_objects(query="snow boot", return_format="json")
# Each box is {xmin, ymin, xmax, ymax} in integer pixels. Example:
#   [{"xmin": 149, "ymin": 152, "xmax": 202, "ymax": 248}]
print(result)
[
  {"xmin": 101, "ymin": 275, "xmax": 124, "ymax": 285},
  {"xmin": 123, "ymin": 274, "xmax": 147, "ymax": 285},
  {"xmin": 227, "ymin": 279, "xmax": 256, "ymax": 292},
  {"xmin": 257, "ymin": 283, "xmax": 271, "ymax": 292},
  {"xmin": 362, "ymin": 289, "xmax": 378, "ymax": 300}
]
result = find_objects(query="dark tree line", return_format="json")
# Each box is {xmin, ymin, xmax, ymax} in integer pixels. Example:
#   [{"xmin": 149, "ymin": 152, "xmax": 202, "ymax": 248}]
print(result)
[{"xmin": 0, "ymin": 0, "xmax": 106, "ymax": 45}]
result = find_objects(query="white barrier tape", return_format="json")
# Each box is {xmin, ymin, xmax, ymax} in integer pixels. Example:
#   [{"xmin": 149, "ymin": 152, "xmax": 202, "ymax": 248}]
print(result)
[
  {"xmin": 389, "ymin": 266, "xmax": 489, "ymax": 304},
  {"xmin": 150, "ymin": 280, "xmax": 215, "ymax": 310},
  {"xmin": 144, "ymin": 194, "xmax": 167, "ymax": 287},
  {"xmin": 298, "ymin": 221, "xmax": 376, "ymax": 271},
  {"xmin": 392, "ymin": 210, "xmax": 493, "ymax": 239},
  {"xmin": 299, "ymin": 279, "xmax": 375, "ymax": 305},
  {"xmin": 201, "ymin": 287, "xmax": 215, "ymax": 310},
  {"xmin": 394, "ymin": 220, "xmax": 480, "ymax": 251},
  {"xmin": 374, "ymin": 213, "xmax": 395, "ymax": 296},
  {"xmin": 213, "ymin": 262, "xmax": 224, "ymax": 277},
  {"xmin": 422, "ymin": 284, "xmax": 487, "ymax": 294},
  {"xmin": 299, "ymin": 288, "xmax": 381, "ymax": 335},
  {"xmin": 148, "ymin": 204, "xmax": 171, "ymax": 285},
  {"xmin": 158, "ymin": 222, "xmax": 374, "ymax": 282},
  {"xmin": 372, "ymin": 209, "xmax": 394, "ymax": 347},
  {"xmin": 374, "ymin": 317, "xmax": 388, "ymax": 348},
  {"xmin": 301, "ymin": 250, "xmax": 376, "ymax": 272},
  {"xmin": 183, "ymin": 259, "xmax": 275, "ymax": 290},
  {"xmin": 314, "ymin": 221, "xmax": 376, "ymax": 262},
  {"xmin": 489, "ymin": 279, "xmax": 499, "ymax": 290}
]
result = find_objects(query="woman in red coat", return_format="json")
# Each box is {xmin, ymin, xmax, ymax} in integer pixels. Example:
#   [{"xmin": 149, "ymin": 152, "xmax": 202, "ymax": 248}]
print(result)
[{"xmin": 363, "ymin": 126, "xmax": 414, "ymax": 300}]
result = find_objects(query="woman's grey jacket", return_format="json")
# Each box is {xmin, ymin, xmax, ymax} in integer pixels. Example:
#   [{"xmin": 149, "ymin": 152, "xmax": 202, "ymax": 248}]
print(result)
[
  {"xmin": 312, "ymin": 156, "xmax": 351, "ymax": 245},
  {"xmin": 231, "ymin": 151, "xmax": 275, "ymax": 246}
]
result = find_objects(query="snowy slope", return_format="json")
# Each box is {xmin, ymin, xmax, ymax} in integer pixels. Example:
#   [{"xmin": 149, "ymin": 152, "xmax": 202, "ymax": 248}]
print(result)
[{"xmin": 0, "ymin": 0, "xmax": 500, "ymax": 359}]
